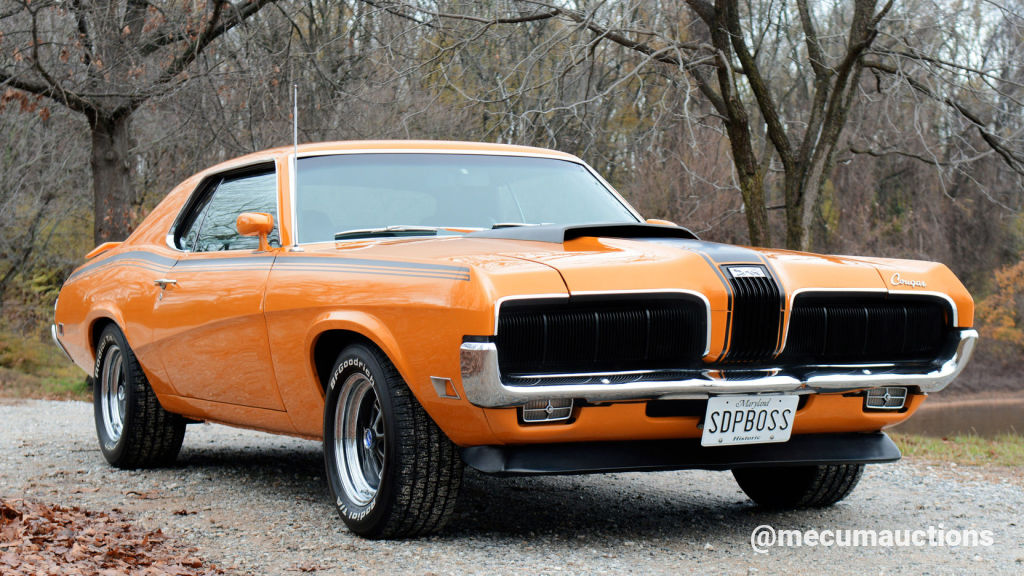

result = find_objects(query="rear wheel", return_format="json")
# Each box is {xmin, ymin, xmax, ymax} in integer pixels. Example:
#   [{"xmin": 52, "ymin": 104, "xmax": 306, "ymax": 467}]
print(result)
[
  {"xmin": 93, "ymin": 325, "xmax": 185, "ymax": 469},
  {"xmin": 733, "ymin": 464, "xmax": 864, "ymax": 508},
  {"xmin": 323, "ymin": 344, "xmax": 463, "ymax": 539}
]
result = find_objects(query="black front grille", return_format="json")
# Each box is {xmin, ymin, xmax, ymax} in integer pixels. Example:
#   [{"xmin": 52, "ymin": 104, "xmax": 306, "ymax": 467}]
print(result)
[
  {"xmin": 779, "ymin": 294, "xmax": 951, "ymax": 363},
  {"xmin": 723, "ymin": 268, "xmax": 783, "ymax": 362},
  {"xmin": 495, "ymin": 296, "xmax": 707, "ymax": 375}
]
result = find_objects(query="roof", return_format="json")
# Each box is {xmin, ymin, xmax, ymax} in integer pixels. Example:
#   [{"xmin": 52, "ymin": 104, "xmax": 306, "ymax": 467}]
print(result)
[{"xmin": 205, "ymin": 140, "xmax": 581, "ymax": 175}]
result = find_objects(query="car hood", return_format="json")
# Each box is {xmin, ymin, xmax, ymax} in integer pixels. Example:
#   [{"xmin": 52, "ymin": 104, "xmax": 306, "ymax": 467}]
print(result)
[
  {"xmin": 506, "ymin": 237, "xmax": 967, "ymax": 318},
  {"xmin": 307, "ymin": 225, "xmax": 973, "ymax": 324}
]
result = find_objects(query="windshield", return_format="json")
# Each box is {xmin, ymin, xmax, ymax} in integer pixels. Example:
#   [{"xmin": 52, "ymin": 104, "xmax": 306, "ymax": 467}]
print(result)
[{"xmin": 295, "ymin": 153, "xmax": 639, "ymax": 243}]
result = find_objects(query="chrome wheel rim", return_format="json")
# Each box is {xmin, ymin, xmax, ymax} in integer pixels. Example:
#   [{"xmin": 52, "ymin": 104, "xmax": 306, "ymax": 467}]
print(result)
[
  {"xmin": 100, "ymin": 344, "xmax": 127, "ymax": 442},
  {"xmin": 334, "ymin": 373, "xmax": 385, "ymax": 507}
]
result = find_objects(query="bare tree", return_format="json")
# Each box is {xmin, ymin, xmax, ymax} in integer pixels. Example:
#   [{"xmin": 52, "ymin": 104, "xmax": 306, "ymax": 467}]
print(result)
[
  {"xmin": 0, "ymin": 0, "xmax": 279, "ymax": 245},
  {"xmin": 0, "ymin": 97, "xmax": 89, "ymax": 324},
  {"xmin": 367, "ymin": 0, "xmax": 1023, "ymax": 250}
]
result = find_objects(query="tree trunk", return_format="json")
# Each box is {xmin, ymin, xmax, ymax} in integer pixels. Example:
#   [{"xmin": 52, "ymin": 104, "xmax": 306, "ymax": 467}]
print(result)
[
  {"xmin": 722, "ymin": 105, "xmax": 771, "ymax": 246},
  {"xmin": 797, "ymin": 151, "xmax": 832, "ymax": 251},
  {"xmin": 783, "ymin": 173, "xmax": 805, "ymax": 250},
  {"xmin": 736, "ymin": 163, "xmax": 770, "ymax": 247},
  {"xmin": 87, "ymin": 111, "xmax": 135, "ymax": 245}
]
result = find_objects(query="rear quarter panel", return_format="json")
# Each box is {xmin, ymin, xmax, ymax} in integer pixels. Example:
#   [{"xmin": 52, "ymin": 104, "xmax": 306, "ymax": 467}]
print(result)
[{"xmin": 55, "ymin": 176, "xmax": 200, "ymax": 396}]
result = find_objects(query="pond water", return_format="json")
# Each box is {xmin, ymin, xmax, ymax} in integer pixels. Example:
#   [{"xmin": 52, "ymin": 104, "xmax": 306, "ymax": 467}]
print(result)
[{"xmin": 892, "ymin": 395, "xmax": 1024, "ymax": 437}]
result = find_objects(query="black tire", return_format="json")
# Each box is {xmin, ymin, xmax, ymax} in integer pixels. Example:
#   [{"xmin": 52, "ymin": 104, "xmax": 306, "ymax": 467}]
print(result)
[
  {"xmin": 323, "ymin": 344, "xmax": 463, "ymax": 539},
  {"xmin": 93, "ymin": 325, "xmax": 186, "ymax": 469},
  {"xmin": 733, "ymin": 464, "xmax": 864, "ymax": 509}
]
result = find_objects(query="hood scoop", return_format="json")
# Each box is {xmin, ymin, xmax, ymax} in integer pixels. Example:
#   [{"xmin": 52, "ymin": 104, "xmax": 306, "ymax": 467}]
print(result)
[{"xmin": 467, "ymin": 223, "xmax": 699, "ymax": 243}]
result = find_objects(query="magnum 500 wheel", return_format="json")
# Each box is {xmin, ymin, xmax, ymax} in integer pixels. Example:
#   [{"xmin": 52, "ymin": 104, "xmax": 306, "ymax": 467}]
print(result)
[
  {"xmin": 323, "ymin": 344, "xmax": 463, "ymax": 539},
  {"xmin": 93, "ymin": 325, "xmax": 185, "ymax": 469}
]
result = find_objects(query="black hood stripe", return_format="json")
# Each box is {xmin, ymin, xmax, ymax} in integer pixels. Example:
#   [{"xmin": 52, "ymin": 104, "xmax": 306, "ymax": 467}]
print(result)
[
  {"xmin": 640, "ymin": 238, "xmax": 763, "ymax": 264},
  {"xmin": 636, "ymin": 238, "xmax": 786, "ymax": 360}
]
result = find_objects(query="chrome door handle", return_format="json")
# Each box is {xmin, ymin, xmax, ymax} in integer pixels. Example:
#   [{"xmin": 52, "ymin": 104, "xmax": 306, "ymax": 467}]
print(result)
[{"xmin": 154, "ymin": 278, "xmax": 177, "ymax": 288}]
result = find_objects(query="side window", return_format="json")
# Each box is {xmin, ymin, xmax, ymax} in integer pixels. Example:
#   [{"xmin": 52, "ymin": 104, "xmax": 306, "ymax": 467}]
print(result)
[
  {"xmin": 178, "ymin": 169, "xmax": 279, "ymax": 252},
  {"xmin": 177, "ymin": 200, "xmax": 207, "ymax": 252}
]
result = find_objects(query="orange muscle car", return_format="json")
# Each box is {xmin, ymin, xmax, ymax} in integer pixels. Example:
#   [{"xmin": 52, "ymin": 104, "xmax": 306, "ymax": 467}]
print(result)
[{"xmin": 53, "ymin": 141, "xmax": 977, "ymax": 539}]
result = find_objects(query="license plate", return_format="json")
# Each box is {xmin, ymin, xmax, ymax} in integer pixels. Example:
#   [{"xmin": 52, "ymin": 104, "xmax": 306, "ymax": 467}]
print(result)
[{"xmin": 701, "ymin": 395, "xmax": 799, "ymax": 447}]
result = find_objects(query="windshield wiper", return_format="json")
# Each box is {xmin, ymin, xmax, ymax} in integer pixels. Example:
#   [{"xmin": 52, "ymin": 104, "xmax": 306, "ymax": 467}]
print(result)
[
  {"xmin": 334, "ymin": 225, "xmax": 440, "ymax": 240},
  {"xmin": 491, "ymin": 222, "xmax": 540, "ymax": 229}
]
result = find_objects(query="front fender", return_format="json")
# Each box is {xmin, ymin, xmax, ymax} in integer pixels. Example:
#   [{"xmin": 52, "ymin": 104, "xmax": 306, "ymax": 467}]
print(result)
[
  {"xmin": 284, "ymin": 309, "xmax": 497, "ymax": 446},
  {"xmin": 306, "ymin": 310, "xmax": 411, "ymax": 391}
]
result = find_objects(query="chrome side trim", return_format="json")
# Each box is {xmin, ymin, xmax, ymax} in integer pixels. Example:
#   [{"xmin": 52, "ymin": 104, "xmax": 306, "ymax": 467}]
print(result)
[
  {"xmin": 459, "ymin": 329, "xmax": 978, "ymax": 408},
  {"xmin": 289, "ymin": 152, "xmax": 298, "ymax": 247},
  {"xmin": 296, "ymin": 147, "xmax": 583, "ymax": 161},
  {"xmin": 51, "ymin": 324, "xmax": 73, "ymax": 363},
  {"xmin": 785, "ymin": 287, "xmax": 886, "ymax": 311}
]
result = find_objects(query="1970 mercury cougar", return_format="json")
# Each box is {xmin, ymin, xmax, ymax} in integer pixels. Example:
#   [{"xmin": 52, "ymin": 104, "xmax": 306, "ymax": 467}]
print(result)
[{"xmin": 53, "ymin": 141, "xmax": 978, "ymax": 539}]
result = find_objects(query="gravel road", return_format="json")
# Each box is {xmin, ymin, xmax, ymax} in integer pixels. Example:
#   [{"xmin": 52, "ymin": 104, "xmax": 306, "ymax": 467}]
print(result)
[{"xmin": 2, "ymin": 399, "xmax": 1021, "ymax": 575}]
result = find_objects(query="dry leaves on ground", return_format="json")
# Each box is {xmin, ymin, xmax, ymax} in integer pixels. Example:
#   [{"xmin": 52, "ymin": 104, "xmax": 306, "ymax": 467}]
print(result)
[{"xmin": 0, "ymin": 498, "xmax": 223, "ymax": 575}]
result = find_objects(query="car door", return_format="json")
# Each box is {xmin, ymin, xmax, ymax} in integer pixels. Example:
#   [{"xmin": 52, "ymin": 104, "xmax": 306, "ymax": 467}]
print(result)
[{"xmin": 149, "ymin": 165, "xmax": 286, "ymax": 410}]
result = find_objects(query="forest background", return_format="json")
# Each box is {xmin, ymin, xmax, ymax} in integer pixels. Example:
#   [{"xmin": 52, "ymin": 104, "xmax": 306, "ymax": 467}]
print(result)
[{"xmin": 1, "ymin": 0, "xmax": 1022, "ymax": 397}]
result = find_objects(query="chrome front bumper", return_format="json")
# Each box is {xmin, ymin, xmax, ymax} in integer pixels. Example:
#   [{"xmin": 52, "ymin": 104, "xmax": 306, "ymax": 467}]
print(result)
[{"xmin": 459, "ymin": 329, "xmax": 979, "ymax": 408}]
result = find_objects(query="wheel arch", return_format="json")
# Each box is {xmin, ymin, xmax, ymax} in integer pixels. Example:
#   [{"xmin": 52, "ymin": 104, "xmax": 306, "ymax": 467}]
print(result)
[
  {"xmin": 313, "ymin": 329, "xmax": 381, "ymax": 392},
  {"xmin": 307, "ymin": 313, "xmax": 414, "ymax": 398},
  {"xmin": 87, "ymin": 309, "xmax": 126, "ymax": 363}
]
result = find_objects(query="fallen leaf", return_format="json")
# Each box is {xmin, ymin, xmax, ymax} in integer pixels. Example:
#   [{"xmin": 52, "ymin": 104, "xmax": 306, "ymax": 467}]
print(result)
[{"xmin": 0, "ymin": 498, "xmax": 222, "ymax": 575}]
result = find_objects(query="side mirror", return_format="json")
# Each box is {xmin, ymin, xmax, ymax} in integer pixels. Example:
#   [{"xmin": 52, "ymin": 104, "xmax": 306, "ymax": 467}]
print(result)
[
  {"xmin": 646, "ymin": 218, "xmax": 678, "ymax": 227},
  {"xmin": 237, "ymin": 212, "xmax": 274, "ymax": 252}
]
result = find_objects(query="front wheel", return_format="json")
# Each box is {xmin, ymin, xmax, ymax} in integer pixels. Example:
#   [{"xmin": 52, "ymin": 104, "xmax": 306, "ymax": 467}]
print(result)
[
  {"xmin": 323, "ymin": 344, "xmax": 463, "ymax": 539},
  {"xmin": 93, "ymin": 325, "xmax": 185, "ymax": 469},
  {"xmin": 733, "ymin": 464, "xmax": 864, "ymax": 509}
]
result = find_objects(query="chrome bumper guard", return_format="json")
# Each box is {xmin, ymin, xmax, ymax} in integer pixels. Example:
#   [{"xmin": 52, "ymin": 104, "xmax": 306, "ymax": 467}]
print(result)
[
  {"xmin": 459, "ymin": 329, "xmax": 978, "ymax": 408},
  {"xmin": 51, "ymin": 324, "xmax": 73, "ymax": 362}
]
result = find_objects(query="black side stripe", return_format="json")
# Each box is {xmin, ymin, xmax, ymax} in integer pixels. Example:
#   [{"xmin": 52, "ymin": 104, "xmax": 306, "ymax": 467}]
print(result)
[
  {"xmin": 275, "ymin": 265, "xmax": 469, "ymax": 281},
  {"xmin": 174, "ymin": 256, "xmax": 278, "ymax": 268},
  {"xmin": 66, "ymin": 250, "xmax": 472, "ymax": 283},
  {"xmin": 71, "ymin": 262, "xmax": 172, "ymax": 280},
  {"xmin": 66, "ymin": 251, "xmax": 177, "ymax": 282},
  {"xmin": 275, "ymin": 256, "xmax": 471, "ymax": 281},
  {"xmin": 277, "ymin": 255, "xmax": 471, "ymax": 274}
]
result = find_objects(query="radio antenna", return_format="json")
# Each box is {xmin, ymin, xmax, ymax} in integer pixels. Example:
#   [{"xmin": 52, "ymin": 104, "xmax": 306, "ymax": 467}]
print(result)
[{"xmin": 292, "ymin": 83, "xmax": 299, "ymax": 158}]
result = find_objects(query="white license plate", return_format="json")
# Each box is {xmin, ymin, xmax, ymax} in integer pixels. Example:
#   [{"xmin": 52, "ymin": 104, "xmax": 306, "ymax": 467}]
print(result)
[{"xmin": 701, "ymin": 395, "xmax": 799, "ymax": 447}]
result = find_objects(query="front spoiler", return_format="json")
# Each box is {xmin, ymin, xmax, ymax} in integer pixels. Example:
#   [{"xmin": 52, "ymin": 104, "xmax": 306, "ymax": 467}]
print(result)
[
  {"xmin": 461, "ymin": 432, "xmax": 901, "ymax": 475},
  {"xmin": 459, "ymin": 329, "xmax": 978, "ymax": 408}
]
